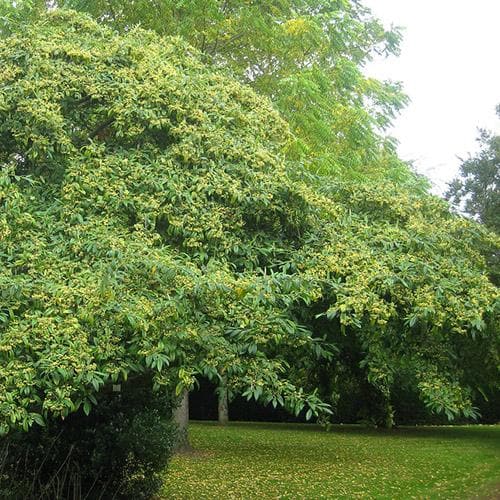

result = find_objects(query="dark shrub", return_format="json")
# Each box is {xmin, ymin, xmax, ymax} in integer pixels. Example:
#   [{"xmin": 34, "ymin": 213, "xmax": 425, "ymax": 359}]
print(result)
[{"xmin": 0, "ymin": 377, "xmax": 176, "ymax": 499}]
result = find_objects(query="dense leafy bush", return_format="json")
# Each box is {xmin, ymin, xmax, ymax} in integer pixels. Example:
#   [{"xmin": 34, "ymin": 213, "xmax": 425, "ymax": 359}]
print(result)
[{"xmin": 0, "ymin": 377, "xmax": 176, "ymax": 499}]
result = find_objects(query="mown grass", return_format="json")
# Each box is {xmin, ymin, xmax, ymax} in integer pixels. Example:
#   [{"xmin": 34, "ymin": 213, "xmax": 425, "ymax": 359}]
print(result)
[{"xmin": 161, "ymin": 421, "xmax": 500, "ymax": 499}]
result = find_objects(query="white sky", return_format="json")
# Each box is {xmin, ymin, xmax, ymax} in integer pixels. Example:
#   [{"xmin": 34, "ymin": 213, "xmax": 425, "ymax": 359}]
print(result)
[{"xmin": 363, "ymin": 0, "xmax": 500, "ymax": 193}]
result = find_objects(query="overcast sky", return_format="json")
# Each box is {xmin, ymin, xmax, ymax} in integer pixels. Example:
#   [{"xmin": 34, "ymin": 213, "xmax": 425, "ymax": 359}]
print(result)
[{"xmin": 363, "ymin": 0, "xmax": 500, "ymax": 193}]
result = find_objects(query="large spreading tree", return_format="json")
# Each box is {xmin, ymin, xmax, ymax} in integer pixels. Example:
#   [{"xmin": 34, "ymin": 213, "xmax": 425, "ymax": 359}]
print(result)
[
  {"xmin": 0, "ymin": 11, "xmax": 333, "ymax": 434},
  {"xmin": 0, "ymin": 11, "xmax": 498, "ymax": 437}
]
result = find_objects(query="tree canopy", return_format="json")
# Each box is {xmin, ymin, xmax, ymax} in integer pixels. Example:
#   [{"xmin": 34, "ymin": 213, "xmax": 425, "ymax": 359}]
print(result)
[
  {"xmin": 0, "ymin": 11, "xmax": 332, "ymax": 433},
  {"xmin": 446, "ymin": 117, "xmax": 500, "ymax": 235},
  {"xmin": 0, "ymin": 10, "xmax": 498, "ymax": 435},
  {"xmin": 2, "ymin": 0, "xmax": 424, "ymax": 188}
]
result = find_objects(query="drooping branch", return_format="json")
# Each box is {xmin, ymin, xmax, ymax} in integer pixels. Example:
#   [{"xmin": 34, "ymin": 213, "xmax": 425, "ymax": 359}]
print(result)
[{"xmin": 89, "ymin": 117, "xmax": 115, "ymax": 140}]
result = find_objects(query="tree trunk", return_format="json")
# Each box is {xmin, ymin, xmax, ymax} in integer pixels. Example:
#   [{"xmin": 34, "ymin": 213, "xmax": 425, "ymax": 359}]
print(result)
[
  {"xmin": 383, "ymin": 401, "xmax": 394, "ymax": 429},
  {"xmin": 218, "ymin": 382, "xmax": 229, "ymax": 425},
  {"xmin": 173, "ymin": 389, "xmax": 191, "ymax": 451}
]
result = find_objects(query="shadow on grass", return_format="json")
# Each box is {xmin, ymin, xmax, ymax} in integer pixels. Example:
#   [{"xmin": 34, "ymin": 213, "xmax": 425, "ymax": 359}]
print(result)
[{"xmin": 192, "ymin": 420, "xmax": 500, "ymax": 444}]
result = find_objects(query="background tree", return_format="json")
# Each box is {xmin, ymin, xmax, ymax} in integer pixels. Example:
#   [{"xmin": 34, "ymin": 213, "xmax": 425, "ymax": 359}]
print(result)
[
  {"xmin": 446, "ymin": 120, "xmax": 500, "ymax": 233},
  {"xmin": 446, "ymin": 109, "xmax": 500, "ymax": 285}
]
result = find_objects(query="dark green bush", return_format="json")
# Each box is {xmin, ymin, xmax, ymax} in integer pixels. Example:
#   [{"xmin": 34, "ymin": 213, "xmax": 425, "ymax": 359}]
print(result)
[{"xmin": 0, "ymin": 377, "xmax": 176, "ymax": 499}]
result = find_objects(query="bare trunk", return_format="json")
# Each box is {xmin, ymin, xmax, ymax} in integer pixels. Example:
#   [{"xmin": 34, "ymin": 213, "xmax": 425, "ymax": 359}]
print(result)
[
  {"xmin": 383, "ymin": 402, "xmax": 394, "ymax": 429},
  {"xmin": 218, "ymin": 382, "xmax": 229, "ymax": 425},
  {"xmin": 173, "ymin": 389, "xmax": 190, "ymax": 451}
]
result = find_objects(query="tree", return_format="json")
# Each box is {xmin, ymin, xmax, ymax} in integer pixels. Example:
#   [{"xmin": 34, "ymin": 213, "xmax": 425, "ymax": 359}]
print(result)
[
  {"xmin": 6, "ymin": 0, "xmax": 425, "ymax": 188},
  {"xmin": 0, "ymin": 10, "xmax": 498, "ymax": 438},
  {"xmin": 217, "ymin": 378, "xmax": 229, "ymax": 425},
  {"xmin": 0, "ymin": 10, "xmax": 329, "ymax": 435},
  {"xmin": 44, "ymin": 0, "xmax": 429, "ymax": 423},
  {"xmin": 446, "ymin": 120, "xmax": 500, "ymax": 234}
]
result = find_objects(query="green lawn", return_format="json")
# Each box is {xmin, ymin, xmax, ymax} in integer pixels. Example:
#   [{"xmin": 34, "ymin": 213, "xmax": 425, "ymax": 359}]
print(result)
[{"xmin": 161, "ymin": 422, "xmax": 500, "ymax": 499}]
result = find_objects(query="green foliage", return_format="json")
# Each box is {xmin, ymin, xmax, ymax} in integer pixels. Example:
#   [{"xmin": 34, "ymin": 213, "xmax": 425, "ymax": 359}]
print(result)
[
  {"xmin": 0, "ymin": 0, "xmax": 47, "ymax": 35},
  {"xmin": 287, "ymin": 177, "xmax": 499, "ymax": 423},
  {"xmin": 0, "ymin": 378, "xmax": 176, "ymax": 498},
  {"xmin": 18, "ymin": 0, "xmax": 424, "ymax": 186},
  {"xmin": 446, "ymin": 112, "xmax": 500, "ymax": 286},
  {"xmin": 162, "ymin": 422, "xmax": 500, "ymax": 499},
  {"xmin": 446, "ymin": 118, "xmax": 500, "ymax": 234},
  {"xmin": 0, "ymin": 10, "xmax": 498, "ymax": 436},
  {"xmin": 0, "ymin": 10, "xmax": 328, "ymax": 434}
]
